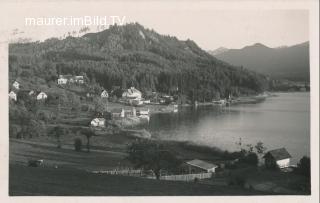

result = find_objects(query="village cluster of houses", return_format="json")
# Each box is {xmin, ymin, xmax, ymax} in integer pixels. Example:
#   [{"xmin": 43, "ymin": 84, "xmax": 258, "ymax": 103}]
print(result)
[
  {"xmin": 9, "ymin": 81, "xmax": 48, "ymax": 102},
  {"xmin": 90, "ymin": 107, "xmax": 150, "ymax": 127}
]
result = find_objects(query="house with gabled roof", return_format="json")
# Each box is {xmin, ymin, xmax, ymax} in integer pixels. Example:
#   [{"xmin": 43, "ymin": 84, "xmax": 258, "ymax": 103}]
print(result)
[
  {"xmin": 122, "ymin": 87, "xmax": 142, "ymax": 99},
  {"xmin": 36, "ymin": 91, "xmax": 48, "ymax": 100},
  {"xmin": 263, "ymin": 148, "xmax": 291, "ymax": 169},
  {"xmin": 101, "ymin": 90, "xmax": 109, "ymax": 98},
  {"xmin": 12, "ymin": 80, "xmax": 20, "ymax": 89},
  {"xmin": 9, "ymin": 90, "xmax": 17, "ymax": 101}
]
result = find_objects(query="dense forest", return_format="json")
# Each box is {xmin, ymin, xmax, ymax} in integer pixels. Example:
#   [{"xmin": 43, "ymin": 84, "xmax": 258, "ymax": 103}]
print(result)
[{"xmin": 9, "ymin": 23, "xmax": 271, "ymax": 101}]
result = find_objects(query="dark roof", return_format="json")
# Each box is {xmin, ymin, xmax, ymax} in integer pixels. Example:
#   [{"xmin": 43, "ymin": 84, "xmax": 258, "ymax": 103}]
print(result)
[
  {"xmin": 263, "ymin": 148, "xmax": 291, "ymax": 160},
  {"xmin": 186, "ymin": 159, "xmax": 218, "ymax": 170}
]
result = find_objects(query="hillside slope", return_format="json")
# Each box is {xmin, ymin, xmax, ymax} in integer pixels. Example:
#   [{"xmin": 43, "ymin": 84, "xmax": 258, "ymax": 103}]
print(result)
[
  {"xmin": 212, "ymin": 42, "xmax": 309, "ymax": 82},
  {"xmin": 9, "ymin": 23, "xmax": 270, "ymax": 101}
]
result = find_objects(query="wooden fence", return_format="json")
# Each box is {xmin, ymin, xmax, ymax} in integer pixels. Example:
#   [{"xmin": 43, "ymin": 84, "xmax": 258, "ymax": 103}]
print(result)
[
  {"xmin": 91, "ymin": 169, "xmax": 213, "ymax": 182},
  {"xmin": 92, "ymin": 169, "xmax": 143, "ymax": 176},
  {"xmin": 147, "ymin": 173, "xmax": 213, "ymax": 182}
]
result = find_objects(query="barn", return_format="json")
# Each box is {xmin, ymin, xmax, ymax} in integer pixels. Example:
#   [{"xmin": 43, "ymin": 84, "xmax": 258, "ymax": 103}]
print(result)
[
  {"xmin": 185, "ymin": 159, "xmax": 218, "ymax": 173},
  {"xmin": 263, "ymin": 148, "xmax": 292, "ymax": 169}
]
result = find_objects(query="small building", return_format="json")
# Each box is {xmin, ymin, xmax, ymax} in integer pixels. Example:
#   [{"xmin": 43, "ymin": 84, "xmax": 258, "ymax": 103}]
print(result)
[
  {"xmin": 28, "ymin": 90, "xmax": 35, "ymax": 96},
  {"xmin": 36, "ymin": 91, "xmax": 48, "ymax": 100},
  {"xmin": 101, "ymin": 90, "xmax": 109, "ymax": 98},
  {"xmin": 12, "ymin": 81, "xmax": 20, "ymax": 89},
  {"xmin": 9, "ymin": 91, "xmax": 17, "ymax": 101},
  {"xmin": 74, "ymin": 76, "xmax": 84, "ymax": 84},
  {"xmin": 57, "ymin": 75, "xmax": 70, "ymax": 85},
  {"xmin": 138, "ymin": 108, "xmax": 150, "ymax": 115},
  {"xmin": 185, "ymin": 159, "xmax": 218, "ymax": 173},
  {"xmin": 263, "ymin": 148, "xmax": 291, "ymax": 169},
  {"xmin": 111, "ymin": 108, "xmax": 125, "ymax": 119},
  {"xmin": 122, "ymin": 87, "xmax": 142, "ymax": 99},
  {"xmin": 58, "ymin": 75, "xmax": 84, "ymax": 85},
  {"xmin": 90, "ymin": 118, "xmax": 106, "ymax": 127}
]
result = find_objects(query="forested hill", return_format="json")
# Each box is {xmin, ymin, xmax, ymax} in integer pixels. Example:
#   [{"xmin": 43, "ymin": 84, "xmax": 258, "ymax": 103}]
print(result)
[{"xmin": 9, "ymin": 23, "xmax": 271, "ymax": 101}]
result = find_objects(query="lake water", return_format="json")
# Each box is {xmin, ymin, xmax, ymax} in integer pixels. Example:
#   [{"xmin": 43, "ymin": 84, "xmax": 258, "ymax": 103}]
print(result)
[{"xmin": 148, "ymin": 92, "xmax": 310, "ymax": 164}]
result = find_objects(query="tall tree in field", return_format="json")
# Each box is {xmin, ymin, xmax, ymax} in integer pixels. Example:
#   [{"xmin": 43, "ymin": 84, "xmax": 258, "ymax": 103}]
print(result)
[
  {"xmin": 80, "ymin": 127, "xmax": 95, "ymax": 152},
  {"xmin": 127, "ymin": 140, "xmax": 181, "ymax": 180},
  {"xmin": 50, "ymin": 125, "xmax": 64, "ymax": 148}
]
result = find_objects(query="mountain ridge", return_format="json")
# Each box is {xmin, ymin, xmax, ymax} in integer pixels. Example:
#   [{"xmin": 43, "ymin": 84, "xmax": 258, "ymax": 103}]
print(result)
[{"xmin": 210, "ymin": 41, "xmax": 309, "ymax": 81}]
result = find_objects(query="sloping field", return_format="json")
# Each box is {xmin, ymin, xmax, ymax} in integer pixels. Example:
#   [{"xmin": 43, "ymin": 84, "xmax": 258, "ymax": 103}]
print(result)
[{"xmin": 9, "ymin": 165, "xmax": 269, "ymax": 196}]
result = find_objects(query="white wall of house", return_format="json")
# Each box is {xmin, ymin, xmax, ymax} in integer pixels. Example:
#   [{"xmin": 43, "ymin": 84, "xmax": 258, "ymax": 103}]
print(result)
[
  {"xmin": 207, "ymin": 167, "xmax": 217, "ymax": 173},
  {"xmin": 9, "ymin": 92, "xmax": 17, "ymax": 101},
  {"xmin": 12, "ymin": 81, "xmax": 20, "ymax": 89},
  {"xmin": 58, "ymin": 78, "xmax": 68, "ymax": 84},
  {"xmin": 37, "ymin": 92, "xmax": 47, "ymax": 100},
  {"xmin": 276, "ymin": 158, "xmax": 290, "ymax": 168},
  {"xmin": 91, "ymin": 119, "xmax": 105, "ymax": 127}
]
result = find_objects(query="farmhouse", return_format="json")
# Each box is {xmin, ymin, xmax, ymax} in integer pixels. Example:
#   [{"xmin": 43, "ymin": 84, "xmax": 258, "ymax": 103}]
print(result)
[
  {"xmin": 122, "ymin": 87, "xmax": 142, "ymax": 99},
  {"xmin": 263, "ymin": 148, "xmax": 291, "ymax": 169},
  {"xmin": 36, "ymin": 91, "xmax": 48, "ymax": 100},
  {"xmin": 9, "ymin": 91, "xmax": 17, "ymax": 101},
  {"xmin": 185, "ymin": 159, "xmax": 218, "ymax": 173},
  {"xmin": 12, "ymin": 81, "xmax": 20, "ymax": 89},
  {"xmin": 101, "ymin": 90, "xmax": 109, "ymax": 98},
  {"xmin": 90, "ymin": 118, "xmax": 106, "ymax": 127}
]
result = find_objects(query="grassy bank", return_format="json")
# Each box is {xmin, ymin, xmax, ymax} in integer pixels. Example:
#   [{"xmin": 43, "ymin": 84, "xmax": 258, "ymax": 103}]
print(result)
[{"xmin": 9, "ymin": 164, "xmax": 269, "ymax": 196}]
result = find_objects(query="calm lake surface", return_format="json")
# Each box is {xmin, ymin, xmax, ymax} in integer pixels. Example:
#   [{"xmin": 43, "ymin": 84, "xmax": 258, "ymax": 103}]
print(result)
[{"xmin": 148, "ymin": 92, "xmax": 310, "ymax": 164}]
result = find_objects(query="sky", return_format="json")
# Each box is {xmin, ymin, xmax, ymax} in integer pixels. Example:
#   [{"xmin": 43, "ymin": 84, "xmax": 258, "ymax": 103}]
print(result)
[{"xmin": 1, "ymin": 1, "xmax": 309, "ymax": 50}]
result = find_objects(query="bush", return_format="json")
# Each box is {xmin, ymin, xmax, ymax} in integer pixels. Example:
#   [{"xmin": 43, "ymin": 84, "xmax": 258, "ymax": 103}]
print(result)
[
  {"xmin": 81, "ymin": 105, "xmax": 89, "ymax": 112},
  {"xmin": 228, "ymin": 173, "xmax": 246, "ymax": 187},
  {"xmin": 296, "ymin": 156, "xmax": 310, "ymax": 177},
  {"xmin": 74, "ymin": 138, "xmax": 82, "ymax": 151},
  {"xmin": 240, "ymin": 152, "xmax": 259, "ymax": 166}
]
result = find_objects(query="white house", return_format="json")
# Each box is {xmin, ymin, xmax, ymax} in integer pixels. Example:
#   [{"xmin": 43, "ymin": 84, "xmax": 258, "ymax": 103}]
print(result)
[
  {"xmin": 101, "ymin": 90, "xmax": 109, "ymax": 98},
  {"xmin": 12, "ymin": 81, "xmax": 20, "ymax": 89},
  {"xmin": 28, "ymin": 90, "xmax": 35, "ymax": 96},
  {"xmin": 74, "ymin": 76, "xmax": 84, "ymax": 84},
  {"xmin": 263, "ymin": 148, "xmax": 291, "ymax": 169},
  {"xmin": 9, "ymin": 91, "xmax": 17, "ymax": 101},
  {"xmin": 36, "ymin": 91, "xmax": 48, "ymax": 100},
  {"xmin": 122, "ymin": 87, "xmax": 142, "ymax": 99},
  {"xmin": 138, "ymin": 108, "xmax": 150, "ymax": 115},
  {"xmin": 57, "ymin": 75, "xmax": 69, "ymax": 85},
  {"xmin": 90, "ymin": 118, "xmax": 106, "ymax": 127},
  {"xmin": 186, "ymin": 159, "xmax": 219, "ymax": 173}
]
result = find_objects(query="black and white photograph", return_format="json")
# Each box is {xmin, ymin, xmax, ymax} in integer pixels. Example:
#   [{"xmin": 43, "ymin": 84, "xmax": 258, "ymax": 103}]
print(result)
[{"xmin": 0, "ymin": 0, "xmax": 319, "ymax": 202}]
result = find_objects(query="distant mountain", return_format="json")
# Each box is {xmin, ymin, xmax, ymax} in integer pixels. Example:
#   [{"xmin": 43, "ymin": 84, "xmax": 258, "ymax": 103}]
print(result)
[
  {"xmin": 9, "ymin": 23, "xmax": 271, "ymax": 101},
  {"xmin": 208, "ymin": 47, "xmax": 229, "ymax": 56},
  {"xmin": 211, "ymin": 42, "xmax": 309, "ymax": 81}
]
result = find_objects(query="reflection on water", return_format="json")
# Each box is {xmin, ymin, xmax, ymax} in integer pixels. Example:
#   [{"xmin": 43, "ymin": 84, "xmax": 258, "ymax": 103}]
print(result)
[{"xmin": 147, "ymin": 92, "xmax": 310, "ymax": 164}]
